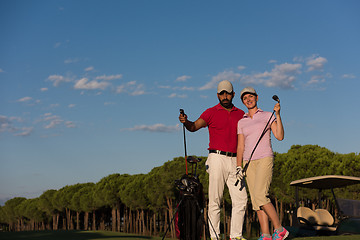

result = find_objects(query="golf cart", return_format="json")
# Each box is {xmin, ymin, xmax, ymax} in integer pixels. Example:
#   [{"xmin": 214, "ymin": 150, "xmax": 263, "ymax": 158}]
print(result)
[{"xmin": 288, "ymin": 175, "xmax": 360, "ymax": 237}]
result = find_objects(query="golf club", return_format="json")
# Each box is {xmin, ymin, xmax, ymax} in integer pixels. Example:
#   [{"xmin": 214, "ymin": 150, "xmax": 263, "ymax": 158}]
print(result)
[
  {"xmin": 235, "ymin": 95, "xmax": 280, "ymax": 190},
  {"xmin": 180, "ymin": 109, "xmax": 188, "ymax": 175},
  {"xmin": 273, "ymin": 94, "xmax": 280, "ymax": 103}
]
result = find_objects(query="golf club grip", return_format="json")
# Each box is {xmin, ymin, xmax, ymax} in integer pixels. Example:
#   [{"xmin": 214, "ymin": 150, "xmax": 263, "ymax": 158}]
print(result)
[{"xmin": 235, "ymin": 165, "xmax": 248, "ymax": 186}]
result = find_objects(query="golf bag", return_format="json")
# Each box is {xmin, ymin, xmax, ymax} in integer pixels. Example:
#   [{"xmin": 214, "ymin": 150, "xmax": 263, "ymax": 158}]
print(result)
[
  {"xmin": 175, "ymin": 170, "xmax": 204, "ymax": 240},
  {"xmin": 163, "ymin": 109, "xmax": 205, "ymax": 240}
]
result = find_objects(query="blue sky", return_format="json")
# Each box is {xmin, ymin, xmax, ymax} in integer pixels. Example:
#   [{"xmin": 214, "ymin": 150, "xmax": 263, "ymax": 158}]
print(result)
[{"xmin": 1, "ymin": 0, "xmax": 359, "ymax": 204}]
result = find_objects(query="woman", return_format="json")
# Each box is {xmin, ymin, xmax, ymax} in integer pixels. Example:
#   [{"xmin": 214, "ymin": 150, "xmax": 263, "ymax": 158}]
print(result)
[{"xmin": 236, "ymin": 87, "xmax": 288, "ymax": 240}]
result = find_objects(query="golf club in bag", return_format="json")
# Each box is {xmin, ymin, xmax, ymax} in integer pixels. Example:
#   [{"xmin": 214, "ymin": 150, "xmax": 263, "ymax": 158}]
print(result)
[
  {"xmin": 162, "ymin": 109, "xmax": 205, "ymax": 240},
  {"xmin": 235, "ymin": 95, "xmax": 280, "ymax": 190}
]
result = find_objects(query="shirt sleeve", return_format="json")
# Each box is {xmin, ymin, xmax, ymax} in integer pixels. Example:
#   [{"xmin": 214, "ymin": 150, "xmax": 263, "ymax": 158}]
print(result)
[
  {"xmin": 199, "ymin": 108, "xmax": 211, "ymax": 126},
  {"xmin": 237, "ymin": 119, "xmax": 243, "ymax": 135}
]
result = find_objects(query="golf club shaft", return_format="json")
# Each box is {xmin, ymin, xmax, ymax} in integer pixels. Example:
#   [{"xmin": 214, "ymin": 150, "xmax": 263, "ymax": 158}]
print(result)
[{"xmin": 180, "ymin": 109, "xmax": 188, "ymax": 175}]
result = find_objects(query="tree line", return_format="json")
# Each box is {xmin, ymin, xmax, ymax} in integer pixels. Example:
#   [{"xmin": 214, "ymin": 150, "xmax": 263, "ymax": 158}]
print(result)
[{"xmin": 1, "ymin": 144, "xmax": 359, "ymax": 239}]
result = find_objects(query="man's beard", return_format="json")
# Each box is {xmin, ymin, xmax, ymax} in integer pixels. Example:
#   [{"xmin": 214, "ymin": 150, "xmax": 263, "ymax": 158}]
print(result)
[{"xmin": 220, "ymin": 99, "xmax": 233, "ymax": 109}]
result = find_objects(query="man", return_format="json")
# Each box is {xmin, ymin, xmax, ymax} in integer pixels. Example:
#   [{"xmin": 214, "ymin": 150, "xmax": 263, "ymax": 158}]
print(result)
[
  {"xmin": 179, "ymin": 80, "xmax": 248, "ymax": 240},
  {"xmin": 236, "ymin": 87, "xmax": 288, "ymax": 240}
]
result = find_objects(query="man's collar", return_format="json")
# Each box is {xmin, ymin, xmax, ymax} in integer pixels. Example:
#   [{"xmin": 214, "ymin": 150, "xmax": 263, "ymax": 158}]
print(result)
[{"xmin": 216, "ymin": 103, "xmax": 237, "ymax": 111}]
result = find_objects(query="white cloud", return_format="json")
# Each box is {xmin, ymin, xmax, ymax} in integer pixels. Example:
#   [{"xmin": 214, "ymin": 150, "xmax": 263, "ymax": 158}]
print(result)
[
  {"xmin": 306, "ymin": 55, "xmax": 327, "ymax": 72},
  {"xmin": 65, "ymin": 121, "xmax": 76, "ymax": 128},
  {"xmin": 74, "ymin": 78, "xmax": 111, "ymax": 90},
  {"xmin": 17, "ymin": 97, "xmax": 32, "ymax": 102},
  {"xmin": 342, "ymin": 74, "xmax": 356, "ymax": 79},
  {"xmin": 49, "ymin": 104, "xmax": 59, "ymax": 108},
  {"xmin": 116, "ymin": 85, "xmax": 125, "ymax": 94},
  {"xmin": 41, "ymin": 113, "xmax": 76, "ymax": 129},
  {"xmin": 237, "ymin": 66, "xmax": 246, "ymax": 70},
  {"xmin": 176, "ymin": 75, "xmax": 191, "ymax": 82},
  {"xmin": 54, "ymin": 42, "xmax": 62, "ymax": 48},
  {"xmin": 241, "ymin": 63, "xmax": 302, "ymax": 89},
  {"xmin": 44, "ymin": 119, "xmax": 63, "ymax": 129},
  {"xmin": 178, "ymin": 86, "xmax": 194, "ymax": 91},
  {"xmin": 40, "ymin": 87, "xmax": 48, "ymax": 92},
  {"xmin": 95, "ymin": 74, "xmax": 123, "ymax": 81},
  {"xmin": 64, "ymin": 58, "xmax": 79, "ymax": 64},
  {"xmin": 130, "ymin": 84, "xmax": 145, "ymax": 96},
  {"xmin": 47, "ymin": 74, "xmax": 72, "ymax": 87},
  {"xmin": 14, "ymin": 127, "xmax": 33, "ymax": 136},
  {"xmin": 84, "ymin": 66, "xmax": 94, "ymax": 72},
  {"xmin": 68, "ymin": 104, "xmax": 76, "ymax": 108},
  {"xmin": 123, "ymin": 123, "xmax": 179, "ymax": 133},
  {"xmin": 200, "ymin": 70, "xmax": 241, "ymax": 90},
  {"xmin": 0, "ymin": 115, "xmax": 14, "ymax": 133},
  {"xmin": 0, "ymin": 115, "xmax": 32, "ymax": 137},
  {"xmin": 116, "ymin": 81, "xmax": 146, "ymax": 96},
  {"xmin": 306, "ymin": 75, "xmax": 326, "ymax": 86},
  {"xmin": 168, "ymin": 93, "xmax": 187, "ymax": 98},
  {"xmin": 0, "ymin": 68, "xmax": 4, "ymax": 73}
]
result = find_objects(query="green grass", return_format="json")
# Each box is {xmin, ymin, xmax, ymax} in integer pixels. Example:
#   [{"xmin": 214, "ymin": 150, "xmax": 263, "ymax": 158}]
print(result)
[
  {"xmin": 0, "ymin": 230, "xmax": 170, "ymax": 240},
  {"xmin": 0, "ymin": 230, "xmax": 360, "ymax": 240}
]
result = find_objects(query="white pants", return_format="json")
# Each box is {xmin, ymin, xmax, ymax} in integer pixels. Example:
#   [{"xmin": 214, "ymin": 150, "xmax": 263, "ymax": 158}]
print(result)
[{"xmin": 206, "ymin": 153, "xmax": 248, "ymax": 239}]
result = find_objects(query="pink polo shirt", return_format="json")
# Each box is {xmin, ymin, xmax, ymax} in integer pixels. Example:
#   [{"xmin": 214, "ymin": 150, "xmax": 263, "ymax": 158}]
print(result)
[
  {"xmin": 200, "ymin": 103, "xmax": 245, "ymax": 153},
  {"xmin": 237, "ymin": 109, "xmax": 276, "ymax": 161}
]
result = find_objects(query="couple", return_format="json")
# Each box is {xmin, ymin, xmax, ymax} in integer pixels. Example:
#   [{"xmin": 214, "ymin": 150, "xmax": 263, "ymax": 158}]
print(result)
[{"xmin": 178, "ymin": 80, "xmax": 288, "ymax": 240}]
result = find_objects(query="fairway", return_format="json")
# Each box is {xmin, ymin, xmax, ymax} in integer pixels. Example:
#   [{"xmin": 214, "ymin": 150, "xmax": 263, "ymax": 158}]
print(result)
[{"xmin": 1, "ymin": 231, "xmax": 360, "ymax": 240}]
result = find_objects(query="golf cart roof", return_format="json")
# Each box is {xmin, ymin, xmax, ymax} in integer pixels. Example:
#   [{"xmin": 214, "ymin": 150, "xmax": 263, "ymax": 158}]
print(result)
[{"xmin": 290, "ymin": 175, "xmax": 360, "ymax": 190}]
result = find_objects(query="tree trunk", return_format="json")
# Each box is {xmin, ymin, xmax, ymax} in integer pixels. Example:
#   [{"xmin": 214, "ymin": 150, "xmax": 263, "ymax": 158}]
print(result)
[
  {"xmin": 65, "ymin": 208, "xmax": 70, "ymax": 230},
  {"xmin": 223, "ymin": 198, "xmax": 227, "ymax": 240},
  {"xmin": 204, "ymin": 204, "xmax": 208, "ymax": 240},
  {"xmin": 70, "ymin": 214, "xmax": 74, "ymax": 230},
  {"xmin": 129, "ymin": 208, "xmax": 133, "ymax": 233},
  {"xmin": 100, "ymin": 211, "xmax": 105, "ymax": 230},
  {"xmin": 279, "ymin": 201, "xmax": 284, "ymax": 225},
  {"xmin": 62, "ymin": 217, "xmax": 66, "ymax": 230},
  {"xmin": 163, "ymin": 208, "xmax": 167, "ymax": 234},
  {"xmin": 124, "ymin": 207, "xmax": 128, "ymax": 233},
  {"xmin": 112, "ymin": 208, "xmax": 116, "ymax": 232},
  {"xmin": 117, "ymin": 205, "xmax": 121, "ymax": 232},
  {"xmin": 136, "ymin": 210, "xmax": 139, "ymax": 234},
  {"xmin": 150, "ymin": 213, "xmax": 153, "ymax": 236},
  {"xmin": 153, "ymin": 212, "xmax": 157, "ymax": 236},
  {"xmin": 84, "ymin": 212, "xmax": 89, "ymax": 230},
  {"xmin": 76, "ymin": 211, "xmax": 80, "ymax": 230},
  {"xmin": 166, "ymin": 197, "xmax": 175, "ymax": 239},
  {"xmin": 92, "ymin": 210, "xmax": 96, "ymax": 231}
]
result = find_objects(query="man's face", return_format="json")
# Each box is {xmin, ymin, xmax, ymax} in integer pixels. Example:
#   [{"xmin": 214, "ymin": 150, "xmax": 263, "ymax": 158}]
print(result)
[{"xmin": 217, "ymin": 91, "xmax": 234, "ymax": 109}]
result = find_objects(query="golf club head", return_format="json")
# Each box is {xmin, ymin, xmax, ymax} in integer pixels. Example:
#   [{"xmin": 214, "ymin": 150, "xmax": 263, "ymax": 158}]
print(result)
[
  {"xmin": 187, "ymin": 156, "xmax": 202, "ymax": 163},
  {"xmin": 240, "ymin": 179, "xmax": 246, "ymax": 191},
  {"xmin": 272, "ymin": 95, "xmax": 280, "ymax": 103},
  {"xmin": 180, "ymin": 109, "xmax": 185, "ymax": 115}
]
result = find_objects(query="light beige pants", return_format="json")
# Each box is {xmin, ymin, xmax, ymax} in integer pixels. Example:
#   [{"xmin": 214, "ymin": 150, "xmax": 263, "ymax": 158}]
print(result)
[
  {"xmin": 245, "ymin": 156, "xmax": 273, "ymax": 211},
  {"xmin": 206, "ymin": 153, "xmax": 248, "ymax": 239}
]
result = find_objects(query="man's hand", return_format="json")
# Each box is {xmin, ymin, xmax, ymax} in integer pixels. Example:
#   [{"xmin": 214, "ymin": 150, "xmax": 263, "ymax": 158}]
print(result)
[
  {"xmin": 179, "ymin": 113, "xmax": 187, "ymax": 124},
  {"xmin": 236, "ymin": 166, "xmax": 244, "ymax": 181}
]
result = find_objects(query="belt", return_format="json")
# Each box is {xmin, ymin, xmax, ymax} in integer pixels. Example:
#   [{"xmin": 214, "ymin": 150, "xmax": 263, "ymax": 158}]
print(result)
[{"xmin": 209, "ymin": 150, "xmax": 237, "ymax": 157}]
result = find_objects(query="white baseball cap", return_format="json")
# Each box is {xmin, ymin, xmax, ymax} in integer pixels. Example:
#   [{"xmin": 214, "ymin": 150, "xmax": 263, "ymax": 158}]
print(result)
[
  {"xmin": 240, "ymin": 87, "xmax": 257, "ymax": 100},
  {"xmin": 217, "ymin": 80, "xmax": 233, "ymax": 93}
]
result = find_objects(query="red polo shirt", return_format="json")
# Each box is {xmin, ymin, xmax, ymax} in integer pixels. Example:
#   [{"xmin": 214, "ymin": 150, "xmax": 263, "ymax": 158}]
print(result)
[{"xmin": 200, "ymin": 103, "xmax": 245, "ymax": 153}]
